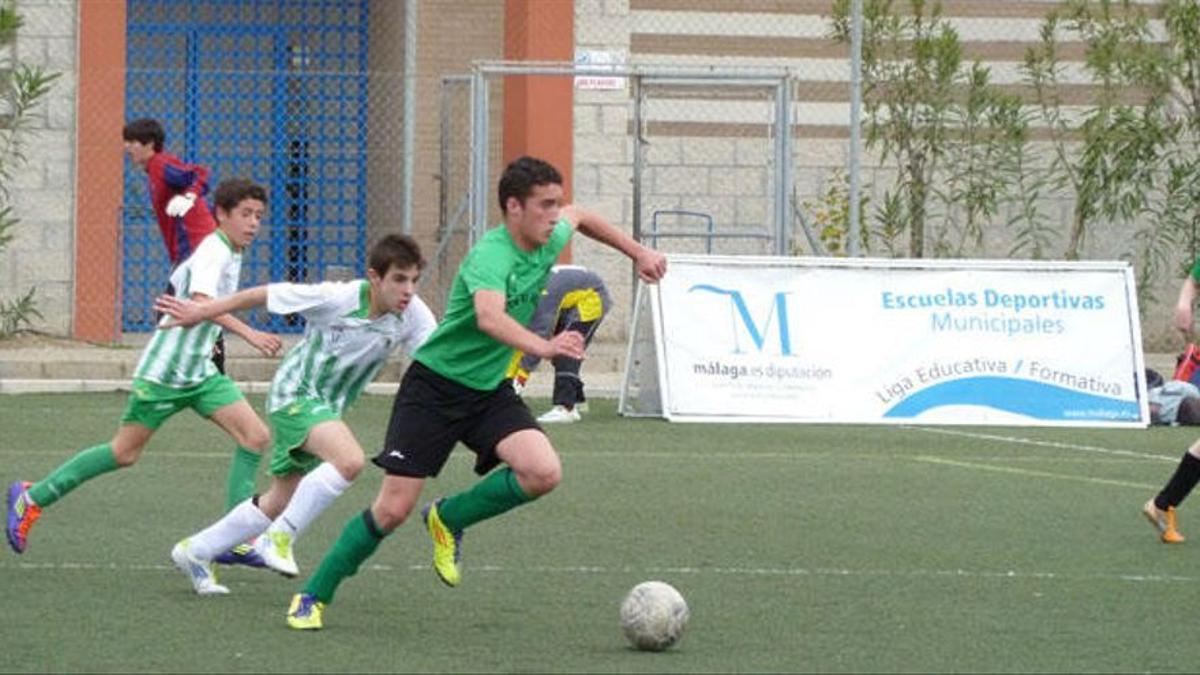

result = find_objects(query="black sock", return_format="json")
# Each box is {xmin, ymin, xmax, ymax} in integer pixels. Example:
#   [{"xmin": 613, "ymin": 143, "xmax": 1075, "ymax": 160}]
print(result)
[
  {"xmin": 1157, "ymin": 452, "xmax": 1200, "ymax": 509},
  {"xmin": 361, "ymin": 508, "xmax": 387, "ymax": 539}
]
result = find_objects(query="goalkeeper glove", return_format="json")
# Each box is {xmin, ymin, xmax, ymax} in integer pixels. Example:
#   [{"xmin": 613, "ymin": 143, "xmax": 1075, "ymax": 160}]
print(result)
[{"xmin": 166, "ymin": 193, "xmax": 197, "ymax": 217}]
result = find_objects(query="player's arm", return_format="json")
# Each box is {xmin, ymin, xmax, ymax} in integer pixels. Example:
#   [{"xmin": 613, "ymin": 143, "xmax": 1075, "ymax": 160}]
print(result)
[
  {"xmin": 155, "ymin": 286, "xmax": 268, "ymax": 327},
  {"xmin": 1175, "ymin": 276, "xmax": 1198, "ymax": 338},
  {"xmin": 512, "ymin": 293, "xmax": 559, "ymax": 384},
  {"xmin": 155, "ymin": 287, "xmax": 281, "ymax": 356},
  {"xmin": 400, "ymin": 295, "xmax": 438, "ymax": 353},
  {"xmin": 475, "ymin": 289, "xmax": 583, "ymax": 361},
  {"xmin": 210, "ymin": 309, "xmax": 281, "ymax": 357},
  {"xmin": 562, "ymin": 204, "xmax": 667, "ymax": 283},
  {"xmin": 162, "ymin": 159, "xmax": 211, "ymax": 216}
]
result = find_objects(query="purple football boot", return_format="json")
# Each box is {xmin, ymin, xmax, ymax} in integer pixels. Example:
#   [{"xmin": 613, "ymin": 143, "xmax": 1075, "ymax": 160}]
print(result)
[{"xmin": 213, "ymin": 542, "xmax": 267, "ymax": 568}]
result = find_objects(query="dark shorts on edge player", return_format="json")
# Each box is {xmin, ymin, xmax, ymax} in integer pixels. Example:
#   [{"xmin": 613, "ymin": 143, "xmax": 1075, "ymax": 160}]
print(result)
[{"xmin": 374, "ymin": 361, "xmax": 541, "ymax": 478}]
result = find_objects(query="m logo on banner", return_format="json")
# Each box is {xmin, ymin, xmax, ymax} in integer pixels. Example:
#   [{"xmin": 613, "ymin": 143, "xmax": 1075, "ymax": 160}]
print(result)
[{"xmin": 689, "ymin": 284, "xmax": 794, "ymax": 355}]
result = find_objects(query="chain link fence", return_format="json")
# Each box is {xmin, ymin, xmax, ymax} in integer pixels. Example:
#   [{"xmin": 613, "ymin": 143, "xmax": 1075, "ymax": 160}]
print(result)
[{"xmin": 15, "ymin": 0, "xmax": 1198, "ymax": 351}]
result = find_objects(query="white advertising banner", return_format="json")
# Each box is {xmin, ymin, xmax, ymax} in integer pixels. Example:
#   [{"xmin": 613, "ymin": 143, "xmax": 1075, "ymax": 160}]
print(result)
[{"xmin": 649, "ymin": 255, "xmax": 1149, "ymax": 426}]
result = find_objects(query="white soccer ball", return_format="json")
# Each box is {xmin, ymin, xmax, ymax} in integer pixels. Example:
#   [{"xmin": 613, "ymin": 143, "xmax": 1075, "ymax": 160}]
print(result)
[{"xmin": 619, "ymin": 580, "xmax": 689, "ymax": 651}]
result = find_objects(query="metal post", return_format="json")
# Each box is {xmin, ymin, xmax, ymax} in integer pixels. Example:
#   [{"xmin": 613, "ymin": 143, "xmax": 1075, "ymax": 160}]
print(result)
[
  {"xmin": 774, "ymin": 77, "xmax": 793, "ymax": 256},
  {"xmin": 469, "ymin": 68, "xmax": 490, "ymax": 244},
  {"xmin": 401, "ymin": 0, "xmax": 418, "ymax": 234},
  {"xmin": 848, "ymin": 0, "xmax": 864, "ymax": 257},
  {"xmin": 631, "ymin": 74, "xmax": 644, "ymax": 246},
  {"xmin": 437, "ymin": 76, "xmax": 456, "ymax": 250},
  {"xmin": 630, "ymin": 74, "xmax": 645, "ymax": 302}
]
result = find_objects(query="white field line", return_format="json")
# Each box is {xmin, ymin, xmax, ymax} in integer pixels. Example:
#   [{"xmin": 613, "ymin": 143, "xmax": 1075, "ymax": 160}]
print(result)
[
  {"xmin": 0, "ymin": 448, "xmax": 855, "ymax": 460},
  {"xmin": 905, "ymin": 426, "xmax": 1179, "ymax": 463},
  {"xmin": 0, "ymin": 559, "xmax": 1192, "ymax": 585},
  {"xmin": 0, "ymin": 433, "xmax": 1175, "ymax": 464},
  {"xmin": 913, "ymin": 455, "xmax": 1160, "ymax": 491}
]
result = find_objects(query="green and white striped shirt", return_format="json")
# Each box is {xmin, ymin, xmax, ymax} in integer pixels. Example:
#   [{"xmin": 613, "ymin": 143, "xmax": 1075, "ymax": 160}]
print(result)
[
  {"xmin": 265, "ymin": 280, "xmax": 436, "ymax": 415},
  {"xmin": 134, "ymin": 231, "xmax": 241, "ymax": 387}
]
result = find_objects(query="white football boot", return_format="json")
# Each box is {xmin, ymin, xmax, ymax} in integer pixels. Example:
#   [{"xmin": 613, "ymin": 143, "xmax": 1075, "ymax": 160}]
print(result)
[{"xmin": 171, "ymin": 539, "xmax": 230, "ymax": 595}]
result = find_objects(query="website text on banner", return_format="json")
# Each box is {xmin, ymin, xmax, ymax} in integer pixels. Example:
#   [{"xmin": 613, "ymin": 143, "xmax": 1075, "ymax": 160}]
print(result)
[{"xmin": 647, "ymin": 256, "xmax": 1148, "ymax": 427}]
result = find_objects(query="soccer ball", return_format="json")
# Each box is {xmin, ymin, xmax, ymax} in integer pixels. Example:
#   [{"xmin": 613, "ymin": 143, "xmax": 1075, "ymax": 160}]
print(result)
[{"xmin": 619, "ymin": 580, "xmax": 689, "ymax": 651}]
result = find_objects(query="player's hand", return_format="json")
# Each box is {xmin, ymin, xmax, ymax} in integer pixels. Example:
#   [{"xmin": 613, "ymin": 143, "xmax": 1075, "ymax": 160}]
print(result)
[
  {"xmin": 153, "ymin": 294, "xmax": 206, "ymax": 328},
  {"xmin": 246, "ymin": 330, "xmax": 282, "ymax": 357},
  {"xmin": 545, "ymin": 330, "xmax": 585, "ymax": 360},
  {"xmin": 166, "ymin": 193, "xmax": 196, "ymax": 217},
  {"xmin": 634, "ymin": 246, "xmax": 667, "ymax": 283}
]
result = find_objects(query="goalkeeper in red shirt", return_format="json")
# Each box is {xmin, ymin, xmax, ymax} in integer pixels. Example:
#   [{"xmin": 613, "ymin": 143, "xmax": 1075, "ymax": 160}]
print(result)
[{"xmin": 123, "ymin": 117, "xmax": 227, "ymax": 372}]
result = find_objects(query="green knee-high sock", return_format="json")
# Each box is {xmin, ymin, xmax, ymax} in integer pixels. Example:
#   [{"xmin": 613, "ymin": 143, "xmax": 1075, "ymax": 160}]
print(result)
[
  {"xmin": 26, "ymin": 443, "xmax": 120, "ymax": 508},
  {"xmin": 225, "ymin": 446, "xmax": 262, "ymax": 511},
  {"xmin": 303, "ymin": 510, "xmax": 387, "ymax": 604},
  {"xmin": 437, "ymin": 467, "xmax": 533, "ymax": 532}
]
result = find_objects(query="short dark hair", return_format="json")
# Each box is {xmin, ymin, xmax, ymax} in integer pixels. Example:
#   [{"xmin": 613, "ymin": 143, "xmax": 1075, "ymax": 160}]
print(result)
[
  {"xmin": 497, "ymin": 156, "xmax": 562, "ymax": 213},
  {"xmin": 368, "ymin": 233, "xmax": 425, "ymax": 276},
  {"xmin": 122, "ymin": 118, "xmax": 165, "ymax": 152},
  {"xmin": 212, "ymin": 178, "xmax": 268, "ymax": 213}
]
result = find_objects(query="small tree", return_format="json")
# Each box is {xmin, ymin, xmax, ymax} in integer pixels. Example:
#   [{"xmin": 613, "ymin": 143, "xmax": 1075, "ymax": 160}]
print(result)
[
  {"xmin": 794, "ymin": 169, "xmax": 869, "ymax": 257},
  {"xmin": 1023, "ymin": 0, "xmax": 1173, "ymax": 261},
  {"xmin": 831, "ymin": 0, "xmax": 1033, "ymax": 258},
  {"xmin": 1021, "ymin": 0, "xmax": 1200, "ymax": 319},
  {"xmin": 930, "ymin": 64, "xmax": 1030, "ymax": 257},
  {"xmin": 1140, "ymin": 0, "xmax": 1200, "ymax": 286},
  {"xmin": 0, "ymin": 2, "xmax": 59, "ymax": 337}
]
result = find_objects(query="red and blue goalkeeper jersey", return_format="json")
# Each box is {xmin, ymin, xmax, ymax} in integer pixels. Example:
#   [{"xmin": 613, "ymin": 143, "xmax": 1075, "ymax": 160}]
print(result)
[{"xmin": 144, "ymin": 151, "xmax": 216, "ymax": 265}]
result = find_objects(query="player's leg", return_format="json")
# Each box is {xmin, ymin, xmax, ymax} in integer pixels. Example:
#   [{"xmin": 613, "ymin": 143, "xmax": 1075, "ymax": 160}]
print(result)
[
  {"xmin": 6, "ymin": 380, "xmax": 185, "ymax": 554},
  {"xmin": 427, "ymin": 390, "xmax": 552, "ymax": 586},
  {"xmin": 204, "ymin": 388, "xmax": 271, "ymax": 510},
  {"xmin": 1144, "ymin": 438, "xmax": 1200, "ymax": 543},
  {"xmin": 198, "ymin": 379, "xmax": 271, "ymax": 568},
  {"xmin": 289, "ymin": 365, "xmax": 458, "ymax": 628},
  {"xmin": 438, "ymin": 428, "xmax": 558, "ymax": 530},
  {"xmin": 171, "ymin": 471, "xmax": 302, "ymax": 594},
  {"xmin": 258, "ymin": 419, "xmax": 364, "ymax": 577},
  {"xmin": 541, "ymin": 308, "xmax": 599, "ymax": 423},
  {"xmin": 7, "ymin": 423, "xmax": 154, "ymax": 554},
  {"xmin": 541, "ymin": 356, "xmax": 584, "ymax": 422},
  {"xmin": 287, "ymin": 475, "xmax": 424, "ymax": 630}
]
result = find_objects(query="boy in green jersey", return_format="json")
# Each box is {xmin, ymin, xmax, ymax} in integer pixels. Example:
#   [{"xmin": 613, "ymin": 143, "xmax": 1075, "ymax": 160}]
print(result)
[
  {"xmin": 6, "ymin": 179, "xmax": 281, "ymax": 561},
  {"xmin": 285, "ymin": 156, "xmax": 668, "ymax": 629},
  {"xmin": 155, "ymin": 235, "xmax": 437, "ymax": 594}
]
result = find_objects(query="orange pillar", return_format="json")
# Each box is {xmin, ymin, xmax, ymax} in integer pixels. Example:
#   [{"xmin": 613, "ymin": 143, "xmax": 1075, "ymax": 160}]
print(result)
[
  {"xmin": 504, "ymin": 0, "xmax": 574, "ymax": 259},
  {"xmin": 73, "ymin": 1, "xmax": 126, "ymax": 342}
]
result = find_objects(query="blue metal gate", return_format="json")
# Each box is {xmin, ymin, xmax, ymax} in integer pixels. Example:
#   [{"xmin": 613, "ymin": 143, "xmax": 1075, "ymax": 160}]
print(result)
[{"xmin": 123, "ymin": 0, "xmax": 369, "ymax": 332}]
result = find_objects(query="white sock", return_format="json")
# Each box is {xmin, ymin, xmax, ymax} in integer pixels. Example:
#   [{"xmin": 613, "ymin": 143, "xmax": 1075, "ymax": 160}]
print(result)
[
  {"xmin": 268, "ymin": 462, "xmax": 351, "ymax": 542},
  {"xmin": 187, "ymin": 499, "xmax": 271, "ymax": 560}
]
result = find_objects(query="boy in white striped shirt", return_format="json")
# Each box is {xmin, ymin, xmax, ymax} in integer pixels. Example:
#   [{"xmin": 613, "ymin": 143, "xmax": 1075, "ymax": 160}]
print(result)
[
  {"xmin": 155, "ymin": 234, "xmax": 436, "ymax": 594},
  {"xmin": 6, "ymin": 178, "xmax": 281, "ymax": 559}
]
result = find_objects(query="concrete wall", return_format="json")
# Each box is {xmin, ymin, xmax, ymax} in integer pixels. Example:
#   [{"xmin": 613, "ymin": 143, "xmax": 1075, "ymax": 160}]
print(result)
[{"xmin": 0, "ymin": 0, "xmax": 77, "ymax": 335}]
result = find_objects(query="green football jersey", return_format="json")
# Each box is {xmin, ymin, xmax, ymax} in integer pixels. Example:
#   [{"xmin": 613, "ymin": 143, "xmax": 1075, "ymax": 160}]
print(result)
[{"xmin": 415, "ymin": 219, "xmax": 572, "ymax": 390}]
